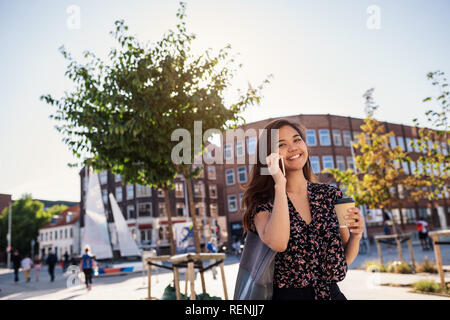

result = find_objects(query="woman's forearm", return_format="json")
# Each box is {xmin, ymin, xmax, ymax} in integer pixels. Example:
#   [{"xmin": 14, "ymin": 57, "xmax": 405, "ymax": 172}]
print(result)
[
  {"xmin": 344, "ymin": 234, "xmax": 361, "ymax": 266},
  {"xmin": 262, "ymin": 183, "xmax": 290, "ymax": 251}
]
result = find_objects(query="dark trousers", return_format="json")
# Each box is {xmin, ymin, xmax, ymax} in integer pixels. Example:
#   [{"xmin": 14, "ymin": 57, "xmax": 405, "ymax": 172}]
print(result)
[
  {"xmin": 83, "ymin": 268, "xmax": 93, "ymax": 287},
  {"xmin": 14, "ymin": 268, "xmax": 19, "ymax": 282},
  {"xmin": 48, "ymin": 265, "xmax": 55, "ymax": 282},
  {"xmin": 272, "ymin": 283, "xmax": 347, "ymax": 300}
]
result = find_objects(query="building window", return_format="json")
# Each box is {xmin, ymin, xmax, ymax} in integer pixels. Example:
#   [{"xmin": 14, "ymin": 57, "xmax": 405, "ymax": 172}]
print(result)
[
  {"xmin": 310, "ymin": 156, "xmax": 320, "ymax": 174},
  {"xmin": 353, "ymin": 131, "xmax": 361, "ymax": 141},
  {"xmin": 306, "ymin": 129, "xmax": 317, "ymax": 146},
  {"xmin": 175, "ymin": 182, "xmax": 184, "ymax": 198},
  {"xmin": 194, "ymin": 183, "xmax": 205, "ymax": 197},
  {"xmin": 192, "ymin": 164, "xmax": 204, "ymax": 178},
  {"xmin": 442, "ymin": 142, "xmax": 448, "ymax": 155},
  {"xmin": 115, "ymin": 186, "xmax": 123, "ymax": 202},
  {"xmin": 347, "ymin": 157, "xmax": 355, "ymax": 171},
  {"xmin": 207, "ymin": 166, "xmax": 216, "ymax": 180},
  {"xmin": 158, "ymin": 203, "xmax": 166, "ymax": 217},
  {"xmin": 228, "ymin": 195, "xmax": 238, "ymax": 212},
  {"xmin": 99, "ymin": 171, "xmax": 108, "ymax": 185},
  {"xmin": 209, "ymin": 185, "xmax": 218, "ymax": 199},
  {"xmin": 237, "ymin": 166, "xmax": 247, "ymax": 183},
  {"xmin": 136, "ymin": 185, "xmax": 152, "ymax": 197},
  {"xmin": 236, "ymin": 141, "xmax": 244, "ymax": 158},
  {"xmin": 176, "ymin": 203, "xmax": 186, "ymax": 217},
  {"xmin": 336, "ymin": 156, "xmax": 345, "ymax": 171},
  {"xmin": 397, "ymin": 136, "xmax": 405, "ymax": 151},
  {"xmin": 405, "ymin": 137, "xmax": 413, "ymax": 152},
  {"xmin": 322, "ymin": 156, "xmax": 334, "ymax": 169},
  {"xmin": 65, "ymin": 229, "xmax": 67, "ymax": 239},
  {"xmin": 210, "ymin": 203, "xmax": 218, "ymax": 217},
  {"xmin": 333, "ymin": 130, "xmax": 342, "ymax": 146},
  {"xmin": 402, "ymin": 161, "xmax": 410, "ymax": 175},
  {"xmin": 140, "ymin": 229, "xmax": 152, "ymax": 245},
  {"xmin": 138, "ymin": 202, "xmax": 152, "ymax": 217},
  {"xmin": 115, "ymin": 174, "xmax": 122, "ymax": 182},
  {"xmin": 126, "ymin": 185, "xmax": 134, "ymax": 200},
  {"xmin": 157, "ymin": 189, "xmax": 165, "ymax": 198},
  {"xmin": 409, "ymin": 161, "xmax": 416, "ymax": 174},
  {"xmin": 413, "ymin": 138, "xmax": 420, "ymax": 153},
  {"xmin": 127, "ymin": 205, "xmax": 135, "ymax": 219},
  {"xmin": 247, "ymin": 136, "xmax": 257, "ymax": 155},
  {"xmin": 226, "ymin": 169, "xmax": 235, "ymax": 185},
  {"xmin": 343, "ymin": 131, "xmax": 352, "ymax": 147},
  {"xmin": 102, "ymin": 189, "xmax": 108, "ymax": 204},
  {"xmin": 390, "ymin": 136, "xmax": 397, "ymax": 149},
  {"xmin": 319, "ymin": 129, "xmax": 331, "ymax": 146},
  {"xmin": 70, "ymin": 228, "xmax": 73, "ymax": 238},
  {"xmin": 55, "ymin": 230, "xmax": 57, "ymax": 240},
  {"xmin": 224, "ymin": 144, "xmax": 233, "ymax": 161}
]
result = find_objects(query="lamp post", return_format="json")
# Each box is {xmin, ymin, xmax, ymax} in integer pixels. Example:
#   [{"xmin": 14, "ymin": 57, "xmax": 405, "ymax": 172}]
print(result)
[{"xmin": 7, "ymin": 204, "xmax": 12, "ymax": 268}]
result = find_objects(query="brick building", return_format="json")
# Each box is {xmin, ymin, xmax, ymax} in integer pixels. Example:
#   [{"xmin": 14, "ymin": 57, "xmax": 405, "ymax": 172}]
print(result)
[
  {"xmin": 79, "ymin": 146, "xmax": 228, "ymax": 255},
  {"xmin": 222, "ymin": 114, "xmax": 449, "ymax": 246},
  {"xmin": 0, "ymin": 193, "xmax": 12, "ymax": 215}
]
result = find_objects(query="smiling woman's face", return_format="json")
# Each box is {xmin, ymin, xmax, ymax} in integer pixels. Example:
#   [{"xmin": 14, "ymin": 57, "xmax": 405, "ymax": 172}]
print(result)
[{"xmin": 276, "ymin": 125, "xmax": 308, "ymax": 172}]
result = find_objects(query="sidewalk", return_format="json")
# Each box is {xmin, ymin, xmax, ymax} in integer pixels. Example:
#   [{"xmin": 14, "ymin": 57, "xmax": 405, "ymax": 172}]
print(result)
[{"xmin": 1, "ymin": 256, "xmax": 449, "ymax": 300}]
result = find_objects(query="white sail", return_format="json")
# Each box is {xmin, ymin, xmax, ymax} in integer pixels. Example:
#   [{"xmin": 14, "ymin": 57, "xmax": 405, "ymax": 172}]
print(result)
[
  {"xmin": 81, "ymin": 170, "xmax": 113, "ymax": 260},
  {"xmin": 109, "ymin": 193, "xmax": 141, "ymax": 257}
]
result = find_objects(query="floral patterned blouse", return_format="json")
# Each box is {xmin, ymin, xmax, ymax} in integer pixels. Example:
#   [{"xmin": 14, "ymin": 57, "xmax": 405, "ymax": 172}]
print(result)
[{"xmin": 250, "ymin": 180, "xmax": 348, "ymax": 300}]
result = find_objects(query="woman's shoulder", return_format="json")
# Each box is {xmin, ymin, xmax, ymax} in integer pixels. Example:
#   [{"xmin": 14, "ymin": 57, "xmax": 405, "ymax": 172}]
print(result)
[{"xmin": 254, "ymin": 198, "xmax": 274, "ymax": 213}]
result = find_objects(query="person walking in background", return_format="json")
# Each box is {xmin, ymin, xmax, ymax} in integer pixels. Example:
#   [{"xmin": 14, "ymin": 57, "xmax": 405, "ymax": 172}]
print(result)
[
  {"xmin": 63, "ymin": 251, "xmax": 69, "ymax": 272},
  {"xmin": 383, "ymin": 220, "xmax": 393, "ymax": 250},
  {"xmin": 416, "ymin": 220, "xmax": 430, "ymax": 250},
  {"xmin": 206, "ymin": 237, "xmax": 218, "ymax": 280},
  {"xmin": 12, "ymin": 250, "xmax": 21, "ymax": 283},
  {"xmin": 33, "ymin": 254, "xmax": 42, "ymax": 281},
  {"xmin": 21, "ymin": 254, "xmax": 33, "ymax": 282},
  {"xmin": 80, "ymin": 246, "xmax": 95, "ymax": 291},
  {"xmin": 46, "ymin": 249, "xmax": 57, "ymax": 282}
]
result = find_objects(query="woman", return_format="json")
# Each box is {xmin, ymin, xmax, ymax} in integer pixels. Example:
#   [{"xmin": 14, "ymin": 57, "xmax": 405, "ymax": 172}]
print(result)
[
  {"xmin": 241, "ymin": 119, "xmax": 364, "ymax": 300},
  {"xmin": 33, "ymin": 254, "xmax": 42, "ymax": 282}
]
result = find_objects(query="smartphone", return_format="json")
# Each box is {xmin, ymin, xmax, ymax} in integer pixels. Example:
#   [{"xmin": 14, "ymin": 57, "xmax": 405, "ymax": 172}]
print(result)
[{"xmin": 279, "ymin": 156, "xmax": 286, "ymax": 176}]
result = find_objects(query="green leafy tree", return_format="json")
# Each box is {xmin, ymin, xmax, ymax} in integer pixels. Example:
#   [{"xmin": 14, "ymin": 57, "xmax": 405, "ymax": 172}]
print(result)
[
  {"xmin": 325, "ymin": 89, "xmax": 416, "ymax": 235},
  {"xmin": 40, "ymin": 2, "xmax": 269, "ymax": 255},
  {"xmin": 0, "ymin": 195, "xmax": 53, "ymax": 256},
  {"xmin": 408, "ymin": 71, "xmax": 449, "ymax": 202}
]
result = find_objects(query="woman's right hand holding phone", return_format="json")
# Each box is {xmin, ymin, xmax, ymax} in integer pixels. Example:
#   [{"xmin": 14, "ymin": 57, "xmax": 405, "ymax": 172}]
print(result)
[{"xmin": 266, "ymin": 153, "xmax": 286, "ymax": 186}]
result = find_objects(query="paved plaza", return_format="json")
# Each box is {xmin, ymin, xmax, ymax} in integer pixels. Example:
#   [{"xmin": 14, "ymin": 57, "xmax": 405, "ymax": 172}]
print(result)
[{"xmin": 1, "ymin": 241, "xmax": 449, "ymax": 300}]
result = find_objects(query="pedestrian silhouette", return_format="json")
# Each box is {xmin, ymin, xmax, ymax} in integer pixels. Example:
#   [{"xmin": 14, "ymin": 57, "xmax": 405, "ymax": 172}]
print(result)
[
  {"xmin": 21, "ymin": 254, "xmax": 33, "ymax": 282},
  {"xmin": 12, "ymin": 250, "xmax": 21, "ymax": 283},
  {"xmin": 80, "ymin": 246, "xmax": 95, "ymax": 291},
  {"xmin": 46, "ymin": 249, "xmax": 57, "ymax": 282}
]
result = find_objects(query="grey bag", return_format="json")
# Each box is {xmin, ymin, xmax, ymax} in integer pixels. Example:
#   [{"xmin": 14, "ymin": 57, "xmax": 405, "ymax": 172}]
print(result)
[{"xmin": 233, "ymin": 230, "xmax": 277, "ymax": 300}]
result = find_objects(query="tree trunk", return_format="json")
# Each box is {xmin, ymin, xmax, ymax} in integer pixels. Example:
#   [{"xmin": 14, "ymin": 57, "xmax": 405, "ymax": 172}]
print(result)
[
  {"xmin": 184, "ymin": 176, "xmax": 202, "ymax": 254},
  {"xmin": 163, "ymin": 188, "xmax": 176, "ymax": 256}
]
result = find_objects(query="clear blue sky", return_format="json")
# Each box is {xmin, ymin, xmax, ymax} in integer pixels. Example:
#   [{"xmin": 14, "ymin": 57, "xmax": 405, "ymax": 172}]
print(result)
[{"xmin": 0, "ymin": 0, "xmax": 449, "ymax": 202}]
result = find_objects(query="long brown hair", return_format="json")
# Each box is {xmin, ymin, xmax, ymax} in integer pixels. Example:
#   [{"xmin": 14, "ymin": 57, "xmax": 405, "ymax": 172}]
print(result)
[{"xmin": 241, "ymin": 119, "xmax": 317, "ymax": 232}]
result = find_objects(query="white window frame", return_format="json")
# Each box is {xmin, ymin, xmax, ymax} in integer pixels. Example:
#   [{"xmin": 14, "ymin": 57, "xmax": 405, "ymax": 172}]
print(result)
[
  {"xmin": 319, "ymin": 129, "xmax": 331, "ymax": 146},
  {"xmin": 310, "ymin": 156, "xmax": 320, "ymax": 174},
  {"xmin": 126, "ymin": 184, "xmax": 134, "ymax": 200},
  {"xmin": 237, "ymin": 166, "xmax": 247, "ymax": 183},
  {"xmin": 405, "ymin": 137, "xmax": 413, "ymax": 152},
  {"xmin": 138, "ymin": 202, "xmax": 152, "ymax": 217},
  {"xmin": 127, "ymin": 205, "xmax": 135, "ymax": 219},
  {"xmin": 226, "ymin": 169, "xmax": 235, "ymax": 185},
  {"xmin": 227, "ymin": 195, "xmax": 238, "ymax": 212},
  {"xmin": 306, "ymin": 129, "xmax": 317, "ymax": 146},
  {"xmin": 247, "ymin": 136, "xmax": 257, "ymax": 155},
  {"xmin": 397, "ymin": 136, "xmax": 405, "ymax": 151},
  {"xmin": 347, "ymin": 156, "xmax": 355, "ymax": 171},
  {"xmin": 99, "ymin": 171, "xmax": 108, "ymax": 185},
  {"xmin": 336, "ymin": 156, "xmax": 345, "ymax": 171},
  {"xmin": 333, "ymin": 130, "xmax": 342, "ymax": 146},
  {"xmin": 209, "ymin": 184, "xmax": 218, "ymax": 199},
  {"xmin": 207, "ymin": 166, "xmax": 216, "ymax": 180},
  {"xmin": 322, "ymin": 155, "xmax": 334, "ymax": 169},
  {"xmin": 115, "ymin": 186, "xmax": 123, "ymax": 202},
  {"xmin": 390, "ymin": 136, "xmax": 397, "ymax": 149},
  {"xmin": 343, "ymin": 131, "xmax": 352, "ymax": 147},
  {"xmin": 236, "ymin": 141, "xmax": 245, "ymax": 158},
  {"xmin": 224, "ymin": 144, "xmax": 233, "ymax": 161}
]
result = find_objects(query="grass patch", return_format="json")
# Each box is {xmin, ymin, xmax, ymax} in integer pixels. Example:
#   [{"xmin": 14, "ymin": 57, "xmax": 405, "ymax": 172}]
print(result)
[
  {"xmin": 416, "ymin": 257, "xmax": 438, "ymax": 274},
  {"xmin": 412, "ymin": 280, "xmax": 443, "ymax": 293},
  {"xmin": 387, "ymin": 261, "xmax": 414, "ymax": 274},
  {"xmin": 364, "ymin": 260, "xmax": 387, "ymax": 273}
]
